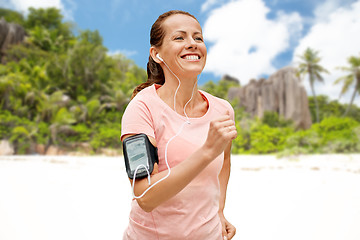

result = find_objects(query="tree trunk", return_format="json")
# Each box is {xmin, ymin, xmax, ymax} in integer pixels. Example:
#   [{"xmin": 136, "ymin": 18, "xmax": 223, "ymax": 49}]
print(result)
[
  {"xmin": 310, "ymin": 75, "xmax": 320, "ymax": 123},
  {"xmin": 344, "ymin": 75, "xmax": 359, "ymax": 116}
]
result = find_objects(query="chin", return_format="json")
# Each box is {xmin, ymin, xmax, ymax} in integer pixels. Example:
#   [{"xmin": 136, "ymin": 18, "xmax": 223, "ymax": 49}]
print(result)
[{"xmin": 184, "ymin": 66, "xmax": 204, "ymax": 74}]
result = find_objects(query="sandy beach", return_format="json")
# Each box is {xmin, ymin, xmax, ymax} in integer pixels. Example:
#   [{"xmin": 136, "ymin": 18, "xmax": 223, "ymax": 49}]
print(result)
[{"xmin": 0, "ymin": 154, "xmax": 360, "ymax": 240}]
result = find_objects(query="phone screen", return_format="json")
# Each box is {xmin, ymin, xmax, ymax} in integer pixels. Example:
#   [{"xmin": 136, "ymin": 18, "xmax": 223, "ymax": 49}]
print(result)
[{"xmin": 126, "ymin": 137, "xmax": 149, "ymax": 172}]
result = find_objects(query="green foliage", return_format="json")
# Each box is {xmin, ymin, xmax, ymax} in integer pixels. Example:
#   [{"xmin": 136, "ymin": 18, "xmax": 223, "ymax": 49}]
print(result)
[
  {"xmin": 0, "ymin": 110, "xmax": 24, "ymax": 139},
  {"xmin": 313, "ymin": 117, "xmax": 359, "ymax": 146},
  {"xmin": 90, "ymin": 124, "xmax": 121, "ymax": 151},
  {"xmin": 10, "ymin": 126, "xmax": 34, "ymax": 154},
  {"xmin": 0, "ymin": 7, "xmax": 146, "ymax": 154},
  {"xmin": 52, "ymin": 107, "xmax": 76, "ymax": 125},
  {"xmin": 26, "ymin": 7, "xmax": 73, "ymax": 39},
  {"xmin": 1, "ymin": 7, "xmax": 360, "ymax": 156},
  {"xmin": 26, "ymin": 7, "xmax": 62, "ymax": 29},
  {"xmin": 281, "ymin": 129, "xmax": 321, "ymax": 155},
  {"xmin": 262, "ymin": 111, "xmax": 293, "ymax": 128},
  {"xmin": 277, "ymin": 117, "xmax": 360, "ymax": 156},
  {"xmin": 335, "ymin": 54, "xmax": 360, "ymax": 116},
  {"xmin": 0, "ymin": 8, "xmax": 24, "ymax": 25},
  {"xmin": 62, "ymin": 124, "xmax": 92, "ymax": 143},
  {"xmin": 308, "ymin": 95, "xmax": 360, "ymax": 122},
  {"xmin": 232, "ymin": 116, "xmax": 360, "ymax": 155},
  {"xmin": 232, "ymin": 119, "xmax": 293, "ymax": 154},
  {"xmin": 36, "ymin": 122, "xmax": 50, "ymax": 144},
  {"xmin": 201, "ymin": 79, "xmax": 239, "ymax": 99},
  {"xmin": 0, "ymin": 110, "xmax": 49, "ymax": 153},
  {"xmin": 22, "ymin": 8, "xmax": 74, "ymax": 53},
  {"xmin": 297, "ymin": 47, "xmax": 329, "ymax": 123}
]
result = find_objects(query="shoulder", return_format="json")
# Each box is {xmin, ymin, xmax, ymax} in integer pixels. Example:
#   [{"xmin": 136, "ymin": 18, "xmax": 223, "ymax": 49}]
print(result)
[
  {"xmin": 200, "ymin": 90, "xmax": 235, "ymax": 120},
  {"xmin": 121, "ymin": 85, "xmax": 159, "ymax": 139},
  {"xmin": 131, "ymin": 85, "xmax": 157, "ymax": 102},
  {"xmin": 122, "ymin": 85, "xmax": 157, "ymax": 121},
  {"xmin": 125, "ymin": 85, "xmax": 158, "ymax": 109},
  {"xmin": 200, "ymin": 90, "xmax": 233, "ymax": 111}
]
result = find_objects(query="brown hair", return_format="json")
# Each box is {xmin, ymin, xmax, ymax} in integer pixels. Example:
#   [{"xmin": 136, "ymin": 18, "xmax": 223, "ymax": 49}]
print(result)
[{"xmin": 131, "ymin": 10, "xmax": 199, "ymax": 99}]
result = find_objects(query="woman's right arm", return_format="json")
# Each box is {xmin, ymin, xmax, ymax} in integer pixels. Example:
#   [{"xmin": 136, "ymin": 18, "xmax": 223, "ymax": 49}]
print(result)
[{"xmin": 123, "ymin": 114, "xmax": 237, "ymax": 212}]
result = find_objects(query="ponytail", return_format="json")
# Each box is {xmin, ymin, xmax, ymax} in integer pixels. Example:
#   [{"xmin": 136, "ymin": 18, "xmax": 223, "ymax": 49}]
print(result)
[{"xmin": 131, "ymin": 56, "xmax": 165, "ymax": 99}]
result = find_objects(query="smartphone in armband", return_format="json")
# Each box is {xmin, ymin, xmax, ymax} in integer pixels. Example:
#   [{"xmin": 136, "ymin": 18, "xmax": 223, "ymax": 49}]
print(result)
[{"xmin": 123, "ymin": 133, "xmax": 158, "ymax": 179}]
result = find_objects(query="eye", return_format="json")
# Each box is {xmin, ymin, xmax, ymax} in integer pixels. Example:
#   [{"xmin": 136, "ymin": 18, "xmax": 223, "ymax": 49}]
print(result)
[
  {"xmin": 194, "ymin": 37, "xmax": 203, "ymax": 42},
  {"xmin": 174, "ymin": 36, "xmax": 184, "ymax": 40}
]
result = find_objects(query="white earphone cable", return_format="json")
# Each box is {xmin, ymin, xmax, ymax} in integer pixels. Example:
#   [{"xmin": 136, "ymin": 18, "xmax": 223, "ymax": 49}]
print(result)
[{"xmin": 132, "ymin": 56, "xmax": 198, "ymax": 199}]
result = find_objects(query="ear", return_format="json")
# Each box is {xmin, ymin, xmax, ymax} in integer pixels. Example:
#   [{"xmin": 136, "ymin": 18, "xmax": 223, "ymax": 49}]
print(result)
[{"xmin": 150, "ymin": 47, "xmax": 162, "ymax": 64}]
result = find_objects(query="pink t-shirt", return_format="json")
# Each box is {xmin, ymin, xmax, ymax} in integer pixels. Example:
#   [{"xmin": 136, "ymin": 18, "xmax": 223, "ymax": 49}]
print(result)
[{"xmin": 121, "ymin": 84, "xmax": 234, "ymax": 240}]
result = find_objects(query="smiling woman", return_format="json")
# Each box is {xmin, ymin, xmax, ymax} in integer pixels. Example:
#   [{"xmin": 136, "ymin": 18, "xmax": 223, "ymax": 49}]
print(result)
[{"xmin": 120, "ymin": 10, "xmax": 237, "ymax": 240}]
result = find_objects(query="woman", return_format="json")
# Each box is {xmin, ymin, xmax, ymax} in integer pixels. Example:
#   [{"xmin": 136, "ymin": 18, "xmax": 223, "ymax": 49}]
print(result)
[{"xmin": 121, "ymin": 10, "xmax": 237, "ymax": 240}]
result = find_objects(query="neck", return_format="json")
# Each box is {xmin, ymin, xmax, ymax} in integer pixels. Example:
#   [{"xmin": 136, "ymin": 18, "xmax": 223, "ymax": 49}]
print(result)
[{"xmin": 158, "ymin": 73, "xmax": 201, "ymax": 115}]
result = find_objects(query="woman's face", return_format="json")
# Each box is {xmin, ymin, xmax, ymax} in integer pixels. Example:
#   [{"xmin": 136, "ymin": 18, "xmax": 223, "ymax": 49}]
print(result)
[{"xmin": 157, "ymin": 14, "xmax": 207, "ymax": 78}]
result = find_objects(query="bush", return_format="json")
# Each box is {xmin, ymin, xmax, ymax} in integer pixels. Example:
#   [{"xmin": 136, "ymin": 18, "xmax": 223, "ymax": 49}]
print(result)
[
  {"xmin": 0, "ymin": 8, "xmax": 25, "ymax": 25},
  {"xmin": 314, "ymin": 117, "xmax": 360, "ymax": 153},
  {"xmin": 278, "ymin": 117, "xmax": 360, "ymax": 155},
  {"xmin": 232, "ymin": 115, "xmax": 360, "ymax": 155},
  {"xmin": 36, "ymin": 121, "xmax": 50, "ymax": 144},
  {"xmin": 262, "ymin": 111, "xmax": 293, "ymax": 128},
  {"xmin": 0, "ymin": 110, "xmax": 32, "ymax": 139},
  {"xmin": 232, "ymin": 119, "xmax": 294, "ymax": 154},
  {"xmin": 90, "ymin": 124, "xmax": 121, "ymax": 151},
  {"xmin": 281, "ymin": 129, "xmax": 321, "ymax": 154},
  {"xmin": 62, "ymin": 124, "xmax": 92, "ymax": 143}
]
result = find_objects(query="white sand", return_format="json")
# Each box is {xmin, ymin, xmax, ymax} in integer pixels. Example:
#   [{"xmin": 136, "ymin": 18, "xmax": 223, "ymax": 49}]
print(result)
[{"xmin": 0, "ymin": 154, "xmax": 359, "ymax": 240}]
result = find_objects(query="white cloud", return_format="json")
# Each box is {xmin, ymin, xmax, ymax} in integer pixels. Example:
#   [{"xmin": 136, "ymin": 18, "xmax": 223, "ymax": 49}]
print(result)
[
  {"xmin": 292, "ymin": 0, "xmax": 360, "ymax": 105},
  {"xmin": 203, "ymin": 0, "xmax": 303, "ymax": 84},
  {"xmin": 313, "ymin": 0, "xmax": 355, "ymax": 23},
  {"xmin": 201, "ymin": 0, "xmax": 219, "ymax": 12},
  {"xmin": 108, "ymin": 49, "xmax": 137, "ymax": 58},
  {"xmin": 9, "ymin": 0, "xmax": 63, "ymax": 12},
  {"xmin": 2, "ymin": 0, "xmax": 75, "ymax": 20}
]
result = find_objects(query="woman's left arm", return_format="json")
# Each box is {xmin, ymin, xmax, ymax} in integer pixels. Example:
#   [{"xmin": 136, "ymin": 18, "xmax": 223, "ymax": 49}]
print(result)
[{"xmin": 218, "ymin": 142, "xmax": 236, "ymax": 240}]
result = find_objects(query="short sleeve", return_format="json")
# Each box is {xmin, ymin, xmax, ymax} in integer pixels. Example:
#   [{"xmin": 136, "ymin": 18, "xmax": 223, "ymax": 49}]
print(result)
[
  {"xmin": 120, "ymin": 97, "xmax": 155, "ymax": 141},
  {"xmin": 227, "ymin": 102, "xmax": 235, "ymax": 122}
]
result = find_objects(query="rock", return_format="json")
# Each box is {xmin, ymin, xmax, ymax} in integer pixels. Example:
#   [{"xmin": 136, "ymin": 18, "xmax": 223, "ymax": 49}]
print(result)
[
  {"xmin": 77, "ymin": 143, "xmax": 93, "ymax": 154},
  {"xmin": 0, "ymin": 17, "xmax": 27, "ymax": 63},
  {"xmin": 228, "ymin": 66, "xmax": 312, "ymax": 129},
  {"xmin": 99, "ymin": 148, "xmax": 121, "ymax": 156},
  {"xmin": 0, "ymin": 140, "xmax": 14, "ymax": 155},
  {"xmin": 64, "ymin": 142, "xmax": 93, "ymax": 155},
  {"xmin": 67, "ymin": 151, "xmax": 88, "ymax": 156},
  {"xmin": 45, "ymin": 145, "xmax": 65, "ymax": 155},
  {"xmin": 222, "ymin": 74, "xmax": 240, "ymax": 84},
  {"xmin": 35, "ymin": 144, "xmax": 46, "ymax": 155}
]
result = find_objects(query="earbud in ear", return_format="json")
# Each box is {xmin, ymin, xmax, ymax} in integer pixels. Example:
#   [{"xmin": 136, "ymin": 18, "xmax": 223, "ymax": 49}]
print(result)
[{"xmin": 156, "ymin": 54, "xmax": 164, "ymax": 62}]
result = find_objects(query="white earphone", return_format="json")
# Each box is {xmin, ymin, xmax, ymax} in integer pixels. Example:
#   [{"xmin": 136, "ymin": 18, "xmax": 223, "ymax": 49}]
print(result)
[
  {"xmin": 156, "ymin": 53, "xmax": 164, "ymax": 62},
  {"xmin": 132, "ymin": 51, "xmax": 197, "ymax": 199}
]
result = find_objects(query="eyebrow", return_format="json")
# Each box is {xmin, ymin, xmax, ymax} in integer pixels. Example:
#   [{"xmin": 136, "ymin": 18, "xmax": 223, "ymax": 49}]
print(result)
[{"xmin": 174, "ymin": 30, "xmax": 203, "ymax": 35}]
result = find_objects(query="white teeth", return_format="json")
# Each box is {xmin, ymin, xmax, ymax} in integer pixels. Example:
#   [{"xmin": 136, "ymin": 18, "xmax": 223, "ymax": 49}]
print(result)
[{"xmin": 184, "ymin": 55, "xmax": 199, "ymax": 60}]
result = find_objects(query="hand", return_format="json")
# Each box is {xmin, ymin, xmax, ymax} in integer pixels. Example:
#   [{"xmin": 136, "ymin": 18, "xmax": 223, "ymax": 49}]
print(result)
[
  {"xmin": 203, "ymin": 111, "xmax": 237, "ymax": 160},
  {"xmin": 152, "ymin": 163, "xmax": 159, "ymax": 175},
  {"xmin": 219, "ymin": 212, "xmax": 236, "ymax": 240}
]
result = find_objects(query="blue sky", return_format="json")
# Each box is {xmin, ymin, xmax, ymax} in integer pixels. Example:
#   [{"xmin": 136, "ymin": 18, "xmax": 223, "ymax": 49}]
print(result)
[{"xmin": 2, "ymin": 0, "xmax": 360, "ymax": 105}]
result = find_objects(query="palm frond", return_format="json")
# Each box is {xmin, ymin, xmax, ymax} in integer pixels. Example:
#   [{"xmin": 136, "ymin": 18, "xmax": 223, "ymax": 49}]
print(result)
[{"xmin": 339, "ymin": 75, "xmax": 354, "ymax": 96}]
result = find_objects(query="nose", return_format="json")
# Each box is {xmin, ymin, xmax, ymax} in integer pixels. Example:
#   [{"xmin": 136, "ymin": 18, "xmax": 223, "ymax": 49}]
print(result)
[{"xmin": 185, "ymin": 37, "xmax": 197, "ymax": 49}]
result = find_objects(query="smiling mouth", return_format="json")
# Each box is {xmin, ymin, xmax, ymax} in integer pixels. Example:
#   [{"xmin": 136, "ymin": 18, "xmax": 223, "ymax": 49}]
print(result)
[{"xmin": 181, "ymin": 55, "xmax": 200, "ymax": 60}]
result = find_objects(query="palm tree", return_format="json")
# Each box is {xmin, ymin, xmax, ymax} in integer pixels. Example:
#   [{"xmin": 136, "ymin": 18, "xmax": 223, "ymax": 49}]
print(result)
[
  {"xmin": 298, "ymin": 47, "xmax": 329, "ymax": 123},
  {"xmin": 49, "ymin": 107, "xmax": 76, "ymax": 146},
  {"xmin": 99, "ymin": 85, "xmax": 129, "ymax": 112},
  {"xmin": 334, "ymin": 54, "xmax": 360, "ymax": 116},
  {"xmin": 10, "ymin": 125, "xmax": 37, "ymax": 154}
]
